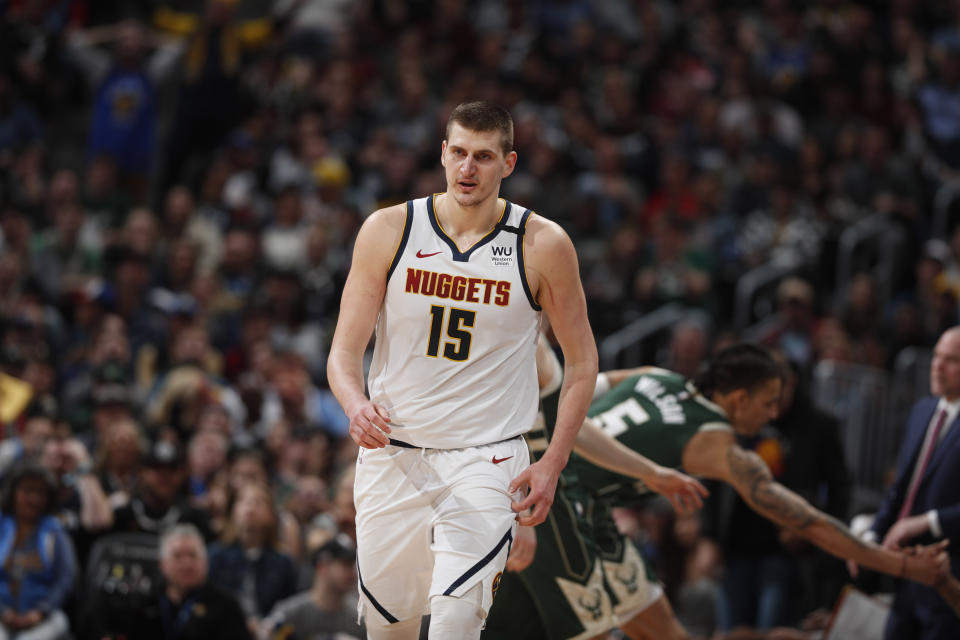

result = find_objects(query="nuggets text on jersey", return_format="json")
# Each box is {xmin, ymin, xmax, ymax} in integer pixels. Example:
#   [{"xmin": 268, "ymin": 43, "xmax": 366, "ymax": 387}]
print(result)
[{"xmin": 404, "ymin": 267, "xmax": 510, "ymax": 306}]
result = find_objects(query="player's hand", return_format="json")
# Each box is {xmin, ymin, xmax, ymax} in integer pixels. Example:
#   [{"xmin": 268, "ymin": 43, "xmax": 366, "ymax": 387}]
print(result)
[
  {"xmin": 510, "ymin": 457, "xmax": 562, "ymax": 526},
  {"xmin": 505, "ymin": 524, "xmax": 537, "ymax": 572},
  {"xmin": 347, "ymin": 400, "xmax": 391, "ymax": 449},
  {"xmin": 902, "ymin": 539, "xmax": 950, "ymax": 586},
  {"xmin": 882, "ymin": 514, "xmax": 929, "ymax": 550},
  {"xmin": 644, "ymin": 466, "xmax": 709, "ymax": 514}
]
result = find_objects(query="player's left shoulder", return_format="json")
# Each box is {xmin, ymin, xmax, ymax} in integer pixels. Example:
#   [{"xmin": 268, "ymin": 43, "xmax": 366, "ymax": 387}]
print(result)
[{"xmin": 522, "ymin": 213, "xmax": 576, "ymax": 262}]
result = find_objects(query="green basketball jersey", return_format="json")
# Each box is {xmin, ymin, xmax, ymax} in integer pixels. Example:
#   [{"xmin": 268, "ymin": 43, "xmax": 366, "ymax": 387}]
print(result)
[{"xmin": 568, "ymin": 368, "xmax": 732, "ymax": 505}]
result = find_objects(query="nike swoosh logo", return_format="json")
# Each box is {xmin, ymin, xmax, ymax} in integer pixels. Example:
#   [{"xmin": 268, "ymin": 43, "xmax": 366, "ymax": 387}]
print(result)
[
  {"xmin": 416, "ymin": 250, "xmax": 442, "ymax": 258},
  {"xmin": 492, "ymin": 456, "xmax": 513, "ymax": 464}
]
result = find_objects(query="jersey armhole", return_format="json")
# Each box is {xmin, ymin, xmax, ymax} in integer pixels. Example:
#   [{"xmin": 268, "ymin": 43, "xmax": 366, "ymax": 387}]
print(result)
[
  {"xmin": 517, "ymin": 209, "xmax": 542, "ymax": 311},
  {"xmin": 386, "ymin": 200, "xmax": 414, "ymax": 282}
]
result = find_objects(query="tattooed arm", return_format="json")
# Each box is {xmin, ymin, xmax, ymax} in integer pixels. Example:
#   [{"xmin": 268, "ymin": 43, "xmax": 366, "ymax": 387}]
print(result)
[{"xmin": 682, "ymin": 430, "xmax": 947, "ymax": 585}]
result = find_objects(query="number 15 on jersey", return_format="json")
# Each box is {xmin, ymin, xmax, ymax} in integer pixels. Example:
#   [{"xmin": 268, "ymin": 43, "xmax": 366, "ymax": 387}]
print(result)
[{"xmin": 427, "ymin": 305, "xmax": 475, "ymax": 361}]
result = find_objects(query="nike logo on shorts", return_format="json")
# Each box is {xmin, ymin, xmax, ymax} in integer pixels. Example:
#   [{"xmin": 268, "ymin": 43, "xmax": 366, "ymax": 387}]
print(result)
[
  {"xmin": 416, "ymin": 249, "xmax": 442, "ymax": 258},
  {"xmin": 492, "ymin": 456, "xmax": 513, "ymax": 464}
]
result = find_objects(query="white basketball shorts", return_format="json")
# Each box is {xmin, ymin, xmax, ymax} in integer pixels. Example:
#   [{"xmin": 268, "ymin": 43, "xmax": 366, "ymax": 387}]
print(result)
[{"xmin": 354, "ymin": 436, "xmax": 530, "ymax": 625}]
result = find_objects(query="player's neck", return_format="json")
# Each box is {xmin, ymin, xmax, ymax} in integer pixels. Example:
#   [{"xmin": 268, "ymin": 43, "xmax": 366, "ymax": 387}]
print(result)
[{"xmin": 435, "ymin": 193, "xmax": 502, "ymax": 239}]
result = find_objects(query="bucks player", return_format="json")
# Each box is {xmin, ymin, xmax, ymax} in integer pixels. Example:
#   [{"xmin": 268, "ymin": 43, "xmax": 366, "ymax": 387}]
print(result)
[{"xmin": 484, "ymin": 342, "xmax": 950, "ymax": 640}]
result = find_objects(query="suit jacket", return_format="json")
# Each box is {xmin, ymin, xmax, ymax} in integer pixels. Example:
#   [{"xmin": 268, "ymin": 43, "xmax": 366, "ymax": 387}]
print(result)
[
  {"xmin": 872, "ymin": 397, "xmax": 960, "ymax": 563},
  {"xmin": 871, "ymin": 397, "xmax": 960, "ymax": 636}
]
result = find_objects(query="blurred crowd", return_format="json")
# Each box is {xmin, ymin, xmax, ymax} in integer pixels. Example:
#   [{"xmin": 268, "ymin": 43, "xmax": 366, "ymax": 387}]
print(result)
[{"xmin": 3, "ymin": 0, "xmax": 960, "ymax": 637}]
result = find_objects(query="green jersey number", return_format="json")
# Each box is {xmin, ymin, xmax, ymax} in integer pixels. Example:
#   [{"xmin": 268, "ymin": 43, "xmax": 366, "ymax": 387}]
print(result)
[
  {"xmin": 427, "ymin": 305, "xmax": 475, "ymax": 361},
  {"xmin": 593, "ymin": 398, "xmax": 649, "ymax": 439}
]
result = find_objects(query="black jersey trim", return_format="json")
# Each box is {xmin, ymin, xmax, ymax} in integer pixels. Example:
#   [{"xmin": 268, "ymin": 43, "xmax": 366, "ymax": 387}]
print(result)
[
  {"xmin": 358, "ymin": 566, "xmax": 399, "ymax": 623},
  {"xmin": 386, "ymin": 201, "xmax": 414, "ymax": 282},
  {"xmin": 443, "ymin": 527, "xmax": 514, "ymax": 596},
  {"xmin": 426, "ymin": 195, "xmax": 510, "ymax": 262},
  {"xmin": 517, "ymin": 209, "xmax": 542, "ymax": 311}
]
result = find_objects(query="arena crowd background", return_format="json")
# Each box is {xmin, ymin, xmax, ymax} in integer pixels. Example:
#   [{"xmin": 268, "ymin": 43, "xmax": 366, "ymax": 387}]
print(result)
[{"xmin": 1, "ymin": 0, "xmax": 959, "ymax": 638}]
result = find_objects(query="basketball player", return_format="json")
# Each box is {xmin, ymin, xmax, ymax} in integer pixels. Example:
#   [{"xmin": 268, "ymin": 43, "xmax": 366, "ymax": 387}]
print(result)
[
  {"xmin": 484, "ymin": 343, "xmax": 951, "ymax": 640},
  {"xmin": 327, "ymin": 101, "xmax": 598, "ymax": 640}
]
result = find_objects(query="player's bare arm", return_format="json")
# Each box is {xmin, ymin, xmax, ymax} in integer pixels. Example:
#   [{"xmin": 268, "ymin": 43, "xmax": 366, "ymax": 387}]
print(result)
[
  {"xmin": 601, "ymin": 367, "xmax": 660, "ymax": 390},
  {"xmin": 509, "ymin": 214, "xmax": 597, "ymax": 526},
  {"xmin": 683, "ymin": 430, "xmax": 948, "ymax": 585},
  {"xmin": 575, "ymin": 418, "xmax": 708, "ymax": 514},
  {"xmin": 534, "ymin": 336, "xmax": 706, "ymax": 513},
  {"xmin": 327, "ymin": 204, "xmax": 406, "ymax": 450}
]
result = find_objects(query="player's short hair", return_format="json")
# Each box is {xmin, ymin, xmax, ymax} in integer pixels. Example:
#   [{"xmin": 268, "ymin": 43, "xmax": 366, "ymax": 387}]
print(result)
[
  {"xmin": 695, "ymin": 343, "xmax": 783, "ymax": 396},
  {"xmin": 446, "ymin": 101, "xmax": 514, "ymax": 156}
]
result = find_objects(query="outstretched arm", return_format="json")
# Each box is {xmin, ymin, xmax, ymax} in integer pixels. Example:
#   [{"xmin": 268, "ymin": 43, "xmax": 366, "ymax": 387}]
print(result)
[
  {"xmin": 574, "ymin": 418, "xmax": 708, "ymax": 513},
  {"xmin": 683, "ymin": 431, "xmax": 947, "ymax": 585},
  {"xmin": 533, "ymin": 337, "xmax": 706, "ymax": 513}
]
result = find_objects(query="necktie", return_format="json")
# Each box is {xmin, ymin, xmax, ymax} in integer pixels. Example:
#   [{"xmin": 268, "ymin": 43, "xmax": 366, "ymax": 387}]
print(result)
[{"xmin": 898, "ymin": 408, "xmax": 948, "ymax": 520}]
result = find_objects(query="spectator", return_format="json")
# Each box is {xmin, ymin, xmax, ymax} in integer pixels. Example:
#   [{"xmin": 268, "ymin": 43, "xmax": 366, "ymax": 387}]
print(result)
[
  {"xmin": 143, "ymin": 323, "xmax": 245, "ymax": 438},
  {"xmin": 207, "ymin": 482, "xmax": 297, "ymax": 629},
  {"xmin": 67, "ymin": 19, "xmax": 176, "ymax": 200},
  {"xmin": 261, "ymin": 186, "xmax": 308, "ymax": 272},
  {"xmin": 40, "ymin": 435, "xmax": 113, "ymax": 540},
  {"xmin": 111, "ymin": 523, "xmax": 252, "ymax": 640},
  {"xmin": 0, "ymin": 410, "xmax": 54, "ymax": 476},
  {"xmin": 262, "ymin": 533, "xmax": 364, "ymax": 640},
  {"xmin": 109, "ymin": 439, "xmax": 212, "ymax": 541},
  {"xmin": 758, "ymin": 277, "xmax": 823, "ymax": 371},
  {"xmin": 0, "ymin": 463, "xmax": 75, "ymax": 640},
  {"xmin": 218, "ymin": 448, "xmax": 301, "ymax": 558},
  {"xmin": 158, "ymin": 0, "xmax": 267, "ymax": 191},
  {"xmin": 858, "ymin": 326, "xmax": 960, "ymax": 638},
  {"xmin": 916, "ymin": 44, "xmax": 960, "ymax": 171},
  {"xmin": 186, "ymin": 429, "xmax": 228, "ymax": 512},
  {"xmin": 260, "ymin": 353, "xmax": 347, "ymax": 441},
  {"xmin": 0, "ymin": 71, "xmax": 42, "ymax": 160},
  {"xmin": 93, "ymin": 417, "xmax": 143, "ymax": 504}
]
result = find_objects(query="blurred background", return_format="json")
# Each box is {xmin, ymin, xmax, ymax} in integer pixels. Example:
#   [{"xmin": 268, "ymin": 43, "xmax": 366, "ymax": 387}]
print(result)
[{"xmin": 0, "ymin": 0, "xmax": 958, "ymax": 638}]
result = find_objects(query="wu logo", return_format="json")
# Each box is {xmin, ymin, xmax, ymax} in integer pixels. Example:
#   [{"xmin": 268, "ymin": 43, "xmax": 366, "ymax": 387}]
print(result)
[{"xmin": 492, "ymin": 246, "xmax": 513, "ymax": 257}]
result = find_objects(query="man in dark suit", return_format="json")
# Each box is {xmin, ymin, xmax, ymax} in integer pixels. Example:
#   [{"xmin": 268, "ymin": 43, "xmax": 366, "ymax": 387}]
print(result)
[{"xmin": 869, "ymin": 326, "xmax": 960, "ymax": 639}]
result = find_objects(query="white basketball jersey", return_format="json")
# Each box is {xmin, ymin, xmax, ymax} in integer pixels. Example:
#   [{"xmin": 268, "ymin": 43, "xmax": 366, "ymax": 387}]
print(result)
[{"xmin": 367, "ymin": 195, "xmax": 542, "ymax": 448}]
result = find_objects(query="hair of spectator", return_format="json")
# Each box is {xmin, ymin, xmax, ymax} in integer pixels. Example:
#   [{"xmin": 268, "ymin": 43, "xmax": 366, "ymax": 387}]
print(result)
[
  {"xmin": 160, "ymin": 523, "xmax": 207, "ymax": 562},
  {"xmin": 446, "ymin": 101, "xmax": 514, "ymax": 156},
  {"xmin": 0, "ymin": 462, "xmax": 58, "ymax": 516},
  {"xmin": 695, "ymin": 343, "xmax": 783, "ymax": 397}
]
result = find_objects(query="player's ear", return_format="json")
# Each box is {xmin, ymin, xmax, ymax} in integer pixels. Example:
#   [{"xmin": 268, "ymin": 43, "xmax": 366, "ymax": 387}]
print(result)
[
  {"xmin": 441, "ymin": 140, "xmax": 448, "ymax": 167},
  {"xmin": 502, "ymin": 150, "xmax": 517, "ymax": 178},
  {"xmin": 728, "ymin": 388, "xmax": 749, "ymax": 415}
]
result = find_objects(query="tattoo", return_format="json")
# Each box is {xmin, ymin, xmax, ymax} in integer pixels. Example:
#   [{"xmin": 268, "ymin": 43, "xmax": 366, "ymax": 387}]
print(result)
[{"xmin": 726, "ymin": 446, "xmax": 816, "ymax": 530}]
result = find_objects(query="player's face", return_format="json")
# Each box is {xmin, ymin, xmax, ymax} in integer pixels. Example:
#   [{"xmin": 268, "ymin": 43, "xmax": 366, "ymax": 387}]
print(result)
[
  {"xmin": 931, "ymin": 329, "xmax": 960, "ymax": 401},
  {"xmin": 734, "ymin": 377, "xmax": 782, "ymax": 436},
  {"xmin": 441, "ymin": 123, "xmax": 517, "ymax": 208}
]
